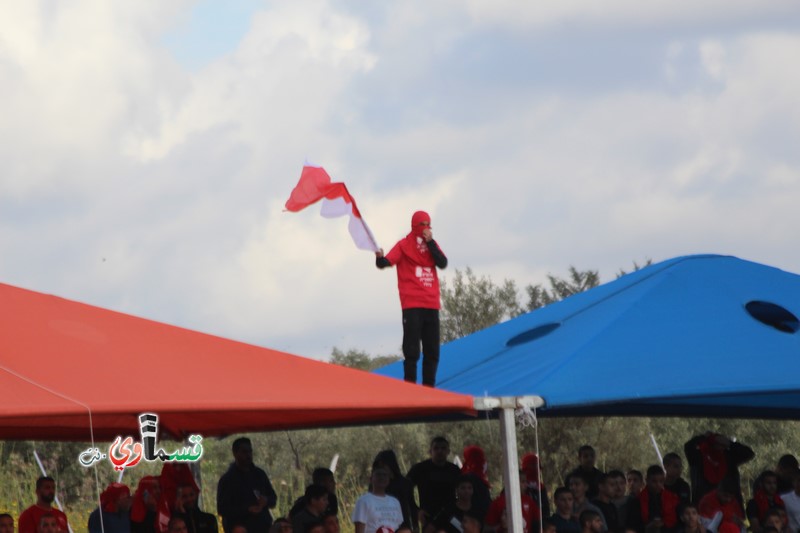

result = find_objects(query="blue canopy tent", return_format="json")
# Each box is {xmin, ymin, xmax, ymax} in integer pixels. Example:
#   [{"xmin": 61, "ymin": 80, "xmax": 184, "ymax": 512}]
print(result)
[
  {"xmin": 376, "ymin": 254, "xmax": 800, "ymax": 531},
  {"xmin": 376, "ymin": 254, "xmax": 800, "ymax": 418}
]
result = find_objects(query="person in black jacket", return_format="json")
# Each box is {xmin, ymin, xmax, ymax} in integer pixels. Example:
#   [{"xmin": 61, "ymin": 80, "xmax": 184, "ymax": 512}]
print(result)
[
  {"xmin": 565, "ymin": 446, "xmax": 604, "ymax": 501},
  {"xmin": 684, "ymin": 433, "xmax": 754, "ymax": 506},
  {"xmin": 217, "ymin": 437, "xmax": 278, "ymax": 533},
  {"xmin": 408, "ymin": 437, "xmax": 461, "ymax": 531},
  {"xmin": 662, "ymin": 453, "xmax": 691, "ymax": 507}
]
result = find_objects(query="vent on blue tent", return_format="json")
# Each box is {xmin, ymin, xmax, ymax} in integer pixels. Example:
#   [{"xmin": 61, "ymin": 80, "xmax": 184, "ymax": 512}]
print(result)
[
  {"xmin": 506, "ymin": 322, "xmax": 561, "ymax": 346},
  {"xmin": 745, "ymin": 301, "xmax": 800, "ymax": 334}
]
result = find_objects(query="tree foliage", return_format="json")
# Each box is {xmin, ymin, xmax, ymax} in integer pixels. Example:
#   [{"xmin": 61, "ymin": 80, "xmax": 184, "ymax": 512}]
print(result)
[
  {"xmin": 526, "ymin": 266, "xmax": 600, "ymax": 311},
  {"xmin": 440, "ymin": 267, "xmax": 523, "ymax": 342},
  {"xmin": 616, "ymin": 258, "xmax": 654, "ymax": 278},
  {"xmin": 330, "ymin": 348, "xmax": 401, "ymax": 371},
  {"xmin": 438, "ymin": 266, "xmax": 603, "ymax": 342}
]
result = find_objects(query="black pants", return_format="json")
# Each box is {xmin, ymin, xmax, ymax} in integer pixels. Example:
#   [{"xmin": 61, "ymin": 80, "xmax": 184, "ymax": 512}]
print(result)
[{"xmin": 402, "ymin": 308, "xmax": 440, "ymax": 386}]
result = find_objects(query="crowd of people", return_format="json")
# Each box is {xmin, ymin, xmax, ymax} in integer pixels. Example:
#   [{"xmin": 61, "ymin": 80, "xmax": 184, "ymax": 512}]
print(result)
[{"xmin": 2, "ymin": 432, "xmax": 800, "ymax": 533}]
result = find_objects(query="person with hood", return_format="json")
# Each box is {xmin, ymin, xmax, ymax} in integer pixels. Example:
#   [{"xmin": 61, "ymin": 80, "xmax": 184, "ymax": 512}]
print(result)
[
  {"xmin": 461, "ymin": 445, "xmax": 493, "ymax": 519},
  {"xmin": 88, "ymin": 483, "xmax": 132, "ymax": 533},
  {"xmin": 375, "ymin": 210, "xmax": 447, "ymax": 387},
  {"xmin": 158, "ymin": 464, "xmax": 200, "ymax": 533},
  {"xmin": 523, "ymin": 453, "xmax": 551, "ymax": 519},
  {"xmin": 131, "ymin": 476, "xmax": 161, "ymax": 533}
]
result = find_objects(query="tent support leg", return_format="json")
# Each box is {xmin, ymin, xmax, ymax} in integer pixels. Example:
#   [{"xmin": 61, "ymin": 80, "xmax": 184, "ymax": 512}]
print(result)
[
  {"xmin": 499, "ymin": 400, "xmax": 524, "ymax": 533},
  {"xmin": 474, "ymin": 395, "xmax": 544, "ymax": 533}
]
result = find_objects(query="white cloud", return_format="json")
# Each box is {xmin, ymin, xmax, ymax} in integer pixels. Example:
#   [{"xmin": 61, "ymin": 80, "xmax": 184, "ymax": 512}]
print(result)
[
  {"xmin": 1, "ymin": 2, "xmax": 800, "ymax": 361},
  {"xmin": 0, "ymin": 1, "xmax": 188, "ymax": 195},
  {"xmin": 700, "ymin": 40, "xmax": 727, "ymax": 80},
  {"xmin": 126, "ymin": 0, "xmax": 375, "ymax": 162},
  {"xmin": 463, "ymin": 0, "xmax": 799, "ymax": 31}
]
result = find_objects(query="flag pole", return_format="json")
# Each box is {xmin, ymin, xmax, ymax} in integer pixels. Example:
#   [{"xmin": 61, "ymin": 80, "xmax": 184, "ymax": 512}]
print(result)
[{"xmin": 649, "ymin": 433, "xmax": 663, "ymax": 465}]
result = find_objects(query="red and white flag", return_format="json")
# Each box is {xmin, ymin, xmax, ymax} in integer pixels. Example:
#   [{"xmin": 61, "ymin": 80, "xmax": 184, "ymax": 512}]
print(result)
[{"xmin": 285, "ymin": 164, "xmax": 380, "ymax": 252}]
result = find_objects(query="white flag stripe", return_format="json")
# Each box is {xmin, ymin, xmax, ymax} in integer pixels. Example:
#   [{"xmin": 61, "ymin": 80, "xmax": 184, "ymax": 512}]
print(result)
[
  {"xmin": 320, "ymin": 196, "xmax": 352, "ymax": 218},
  {"xmin": 348, "ymin": 214, "xmax": 379, "ymax": 252}
]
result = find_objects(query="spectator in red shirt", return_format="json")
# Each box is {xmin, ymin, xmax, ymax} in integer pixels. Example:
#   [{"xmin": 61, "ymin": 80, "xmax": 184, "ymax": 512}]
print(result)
[
  {"xmin": 485, "ymin": 471, "xmax": 541, "ymax": 533},
  {"xmin": 698, "ymin": 478, "xmax": 745, "ymax": 533},
  {"xmin": 18, "ymin": 477, "xmax": 69, "ymax": 533},
  {"xmin": 523, "ymin": 453, "xmax": 551, "ymax": 519},
  {"xmin": 37, "ymin": 515, "xmax": 59, "ymax": 533}
]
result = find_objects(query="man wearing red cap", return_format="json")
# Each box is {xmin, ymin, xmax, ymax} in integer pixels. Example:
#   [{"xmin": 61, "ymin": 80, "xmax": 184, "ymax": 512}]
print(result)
[
  {"xmin": 376, "ymin": 210, "xmax": 448, "ymax": 387},
  {"xmin": 88, "ymin": 483, "xmax": 132, "ymax": 533}
]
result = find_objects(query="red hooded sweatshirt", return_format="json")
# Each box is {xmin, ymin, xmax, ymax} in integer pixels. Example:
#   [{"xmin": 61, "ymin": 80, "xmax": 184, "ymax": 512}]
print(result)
[{"xmin": 385, "ymin": 211, "xmax": 446, "ymax": 309}]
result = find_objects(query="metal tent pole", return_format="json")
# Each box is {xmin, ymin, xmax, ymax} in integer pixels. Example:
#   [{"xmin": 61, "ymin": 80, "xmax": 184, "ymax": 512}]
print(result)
[
  {"xmin": 474, "ymin": 396, "xmax": 545, "ymax": 533},
  {"xmin": 499, "ymin": 398, "xmax": 524, "ymax": 533}
]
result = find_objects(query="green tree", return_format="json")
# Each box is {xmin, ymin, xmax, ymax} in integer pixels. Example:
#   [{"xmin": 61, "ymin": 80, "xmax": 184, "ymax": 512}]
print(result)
[
  {"xmin": 525, "ymin": 266, "xmax": 600, "ymax": 311},
  {"xmin": 616, "ymin": 258, "xmax": 653, "ymax": 278},
  {"xmin": 330, "ymin": 348, "xmax": 401, "ymax": 371},
  {"xmin": 440, "ymin": 267, "xmax": 523, "ymax": 342}
]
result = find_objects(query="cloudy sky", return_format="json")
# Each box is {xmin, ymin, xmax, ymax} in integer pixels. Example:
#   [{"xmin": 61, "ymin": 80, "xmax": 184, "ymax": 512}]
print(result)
[{"xmin": 2, "ymin": 0, "xmax": 799, "ymax": 360}]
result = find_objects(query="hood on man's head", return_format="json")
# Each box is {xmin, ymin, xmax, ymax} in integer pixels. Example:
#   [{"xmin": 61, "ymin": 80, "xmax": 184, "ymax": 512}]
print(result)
[
  {"xmin": 411, "ymin": 211, "xmax": 431, "ymax": 237},
  {"xmin": 101, "ymin": 483, "xmax": 130, "ymax": 512},
  {"xmin": 411, "ymin": 211, "xmax": 430, "ymax": 228}
]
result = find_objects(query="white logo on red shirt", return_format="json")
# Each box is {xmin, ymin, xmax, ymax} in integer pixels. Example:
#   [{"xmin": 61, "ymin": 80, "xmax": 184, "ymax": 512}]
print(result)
[{"xmin": 415, "ymin": 266, "xmax": 435, "ymax": 288}]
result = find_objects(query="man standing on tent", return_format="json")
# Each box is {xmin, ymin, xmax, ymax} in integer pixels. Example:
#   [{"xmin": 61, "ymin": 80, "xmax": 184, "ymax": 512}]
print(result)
[{"xmin": 375, "ymin": 210, "xmax": 448, "ymax": 387}]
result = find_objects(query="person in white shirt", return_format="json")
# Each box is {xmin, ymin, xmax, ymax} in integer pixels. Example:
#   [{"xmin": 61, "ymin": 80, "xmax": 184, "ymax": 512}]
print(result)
[
  {"xmin": 781, "ymin": 470, "xmax": 800, "ymax": 533},
  {"xmin": 352, "ymin": 465, "xmax": 403, "ymax": 533}
]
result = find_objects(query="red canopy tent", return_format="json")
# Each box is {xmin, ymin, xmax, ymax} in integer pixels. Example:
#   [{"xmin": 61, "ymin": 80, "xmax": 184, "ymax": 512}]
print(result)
[{"xmin": 0, "ymin": 282, "xmax": 475, "ymax": 441}]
